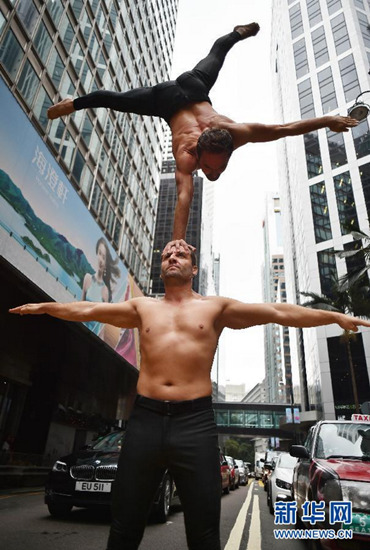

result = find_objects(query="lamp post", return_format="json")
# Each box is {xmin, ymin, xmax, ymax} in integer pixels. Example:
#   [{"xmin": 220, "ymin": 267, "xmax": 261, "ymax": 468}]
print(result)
[{"xmin": 347, "ymin": 90, "xmax": 370, "ymax": 121}]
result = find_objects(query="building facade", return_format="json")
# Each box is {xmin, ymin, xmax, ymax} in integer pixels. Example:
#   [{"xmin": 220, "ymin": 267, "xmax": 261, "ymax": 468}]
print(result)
[
  {"xmin": 0, "ymin": 0, "xmax": 179, "ymax": 463},
  {"xmin": 271, "ymin": 0, "xmax": 370, "ymax": 421},
  {"xmin": 262, "ymin": 193, "xmax": 293, "ymax": 404}
]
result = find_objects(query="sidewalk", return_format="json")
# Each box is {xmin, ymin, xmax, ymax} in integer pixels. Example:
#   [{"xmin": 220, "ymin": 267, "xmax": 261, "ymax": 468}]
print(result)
[{"xmin": 0, "ymin": 464, "xmax": 50, "ymax": 491}]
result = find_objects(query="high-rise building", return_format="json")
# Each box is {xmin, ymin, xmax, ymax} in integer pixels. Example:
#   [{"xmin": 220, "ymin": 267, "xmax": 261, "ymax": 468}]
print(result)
[
  {"xmin": 150, "ymin": 157, "xmax": 203, "ymax": 295},
  {"xmin": 271, "ymin": 0, "xmax": 370, "ymax": 421},
  {"xmin": 262, "ymin": 193, "xmax": 292, "ymax": 404},
  {"xmin": 0, "ymin": 0, "xmax": 179, "ymax": 461}
]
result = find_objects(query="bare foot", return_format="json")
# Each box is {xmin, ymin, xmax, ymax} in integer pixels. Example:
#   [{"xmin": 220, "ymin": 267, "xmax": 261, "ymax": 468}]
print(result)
[
  {"xmin": 233, "ymin": 23, "xmax": 260, "ymax": 39},
  {"xmin": 47, "ymin": 98, "xmax": 75, "ymax": 120}
]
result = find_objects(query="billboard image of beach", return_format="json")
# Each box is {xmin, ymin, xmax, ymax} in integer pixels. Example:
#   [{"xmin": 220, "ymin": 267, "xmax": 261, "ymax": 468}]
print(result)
[{"xmin": 0, "ymin": 76, "xmax": 140, "ymax": 368}]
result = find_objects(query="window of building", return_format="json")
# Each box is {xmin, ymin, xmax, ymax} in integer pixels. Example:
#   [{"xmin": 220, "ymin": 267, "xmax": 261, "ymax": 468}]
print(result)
[
  {"xmin": 0, "ymin": 30, "xmax": 23, "ymax": 79},
  {"xmin": 70, "ymin": 38, "xmax": 84, "ymax": 75},
  {"xmin": 343, "ymin": 240, "xmax": 368, "ymax": 288},
  {"xmin": 60, "ymin": 130, "xmax": 75, "ymax": 168},
  {"xmin": 80, "ymin": 60, "xmax": 93, "ymax": 93},
  {"xmin": 354, "ymin": 0, "xmax": 365, "ymax": 8},
  {"xmin": 70, "ymin": 0, "xmax": 83, "ymax": 19},
  {"xmin": 352, "ymin": 119, "xmax": 370, "ymax": 160},
  {"xmin": 17, "ymin": 59, "xmax": 39, "ymax": 106},
  {"xmin": 33, "ymin": 86, "xmax": 52, "ymax": 130},
  {"xmin": 318, "ymin": 66, "xmax": 337, "ymax": 113},
  {"xmin": 289, "ymin": 3, "xmax": 304, "ymax": 38},
  {"xmin": 293, "ymin": 38, "xmax": 309, "ymax": 78},
  {"xmin": 298, "ymin": 78, "xmax": 316, "ymax": 118},
  {"xmin": 357, "ymin": 11, "xmax": 370, "ymax": 49},
  {"xmin": 310, "ymin": 182, "xmax": 332, "ymax": 243},
  {"xmin": 334, "ymin": 172, "xmax": 358, "ymax": 235},
  {"xmin": 80, "ymin": 165, "xmax": 94, "ymax": 199},
  {"xmin": 317, "ymin": 248, "xmax": 337, "ymax": 296},
  {"xmin": 311, "ymin": 25, "xmax": 329, "ymax": 67},
  {"xmin": 0, "ymin": 11, "xmax": 5, "ymax": 36},
  {"xmin": 79, "ymin": 8, "xmax": 92, "ymax": 44},
  {"xmin": 305, "ymin": 131, "xmax": 323, "ymax": 177},
  {"xmin": 113, "ymin": 218, "xmax": 122, "ymax": 247},
  {"xmin": 328, "ymin": 334, "xmax": 370, "ymax": 420},
  {"xmin": 359, "ymin": 162, "xmax": 370, "ymax": 220},
  {"xmin": 327, "ymin": 0, "xmax": 342, "ymax": 14},
  {"xmin": 58, "ymin": 14, "xmax": 74, "ymax": 54},
  {"xmin": 33, "ymin": 22, "xmax": 52, "ymax": 64},
  {"xmin": 327, "ymin": 128, "xmax": 347, "ymax": 169},
  {"xmin": 72, "ymin": 149, "xmax": 85, "ymax": 182},
  {"xmin": 17, "ymin": 0, "xmax": 39, "ymax": 36},
  {"xmin": 307, "ymin": 0, "xmax": 322, "ymax": 27},
  {"xmin": 46, "ymin": 0, "xmax": 64, "ymax": 26},
  {"xmin": 91, "ymin": 182, "xmax": 102, "ymax": 212},
  {"xmin": 339, "ymin": 55, "xmax": 361, "ymax": 103},
  {"xmin": 47, "ymin": 48, "xmax": 64, "ymax": 87},
  {"xmin": 331, "ymin": 13, "xmax": 351, "ymax": 55},
  {"xmin": 80, "ymin": 114, "xmax": 93, "ymax": 146}
]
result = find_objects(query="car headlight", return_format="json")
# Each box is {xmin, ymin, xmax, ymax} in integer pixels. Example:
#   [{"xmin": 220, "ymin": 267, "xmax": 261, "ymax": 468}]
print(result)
[
  {"xmin": 341, "ymin": 481, "xmax": 370, "ymax": 510},
  {"xmin": 276, "ymin": 478, "xmax": 292, "ymax": 491},
  {"xmin": 52, "ymin": 460, "xmax": 68, "ymax": 473},
  {"xmin": 323, "ymin": 479, "xmax": 342, "ymax": 502}
]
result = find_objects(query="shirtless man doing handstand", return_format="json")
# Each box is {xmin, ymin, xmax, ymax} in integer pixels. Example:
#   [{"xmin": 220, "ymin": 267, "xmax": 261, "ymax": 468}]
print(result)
[
  {"xmin": 9, "ymin": 239, "xmax": 370, "ymax": 550},
  {"xmin": 48, "ymin": 24, "xmax": 358, "ymax": 240}
]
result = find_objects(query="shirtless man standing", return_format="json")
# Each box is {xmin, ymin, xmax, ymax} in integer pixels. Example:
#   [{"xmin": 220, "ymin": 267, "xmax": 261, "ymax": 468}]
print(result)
[
  {"xmin": 9, "ymin": 239, "xmax": 370, "ymax": 550},
  {"xmin": 47, "ymin": 24, "xmax": 358, "ymax": 240}
]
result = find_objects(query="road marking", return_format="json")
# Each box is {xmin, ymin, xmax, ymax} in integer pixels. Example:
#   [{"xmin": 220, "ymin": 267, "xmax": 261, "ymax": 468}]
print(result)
[
  {"xmin": 224, "ymin": 481, "xmax": 253, "ymax": 550},
  {"xmin": 246, "ymin": 495, "xmax": 261, "ymax": 550}
]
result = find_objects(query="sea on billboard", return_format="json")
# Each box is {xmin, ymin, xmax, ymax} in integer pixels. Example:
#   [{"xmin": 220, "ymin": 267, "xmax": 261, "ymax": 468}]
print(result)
[{"xmin": 0, "ymin": 76, "xmax": 140, "ymax": 368}]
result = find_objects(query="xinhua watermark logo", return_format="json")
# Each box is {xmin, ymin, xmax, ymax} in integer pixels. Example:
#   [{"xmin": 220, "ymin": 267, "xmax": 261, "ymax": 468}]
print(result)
[{"xmin": 273, "ymin": 501, "xmax": 353, "ymax": 541}]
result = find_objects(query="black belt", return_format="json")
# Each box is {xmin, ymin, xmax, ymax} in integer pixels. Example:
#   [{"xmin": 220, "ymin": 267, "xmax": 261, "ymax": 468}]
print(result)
[{"xmin": 135, "ymin": 394, "xmax": 212, "ymax": 416}]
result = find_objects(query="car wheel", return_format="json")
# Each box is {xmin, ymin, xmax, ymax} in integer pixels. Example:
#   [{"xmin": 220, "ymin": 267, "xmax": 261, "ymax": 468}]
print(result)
[
  {"xmin": 47, "ymin": 502, "xmax": 73, "ymax": 518},
  {"xmin": 153, "ymin": 474, "xmax": 171, "ymax": 523},
  {"xmin": 268, "ymin": 493, "xmax": 274, "ymax": 515},
  {"xmin": 230, "ymin": 478, "xmax": 235, "ymax": 491},
  {"xmin": 223, "ymin": 483, "xmax": 230, "ymax": 495}
]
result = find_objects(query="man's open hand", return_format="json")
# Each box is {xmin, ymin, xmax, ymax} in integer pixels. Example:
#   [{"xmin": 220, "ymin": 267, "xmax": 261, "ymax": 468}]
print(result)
[
  {"xmin": 328, "ymin": 115, "xmax": 359, "ymax": 133},
  {"xmin": 162, "ymin": 239, "xmax": 196, "ymax": 256}
]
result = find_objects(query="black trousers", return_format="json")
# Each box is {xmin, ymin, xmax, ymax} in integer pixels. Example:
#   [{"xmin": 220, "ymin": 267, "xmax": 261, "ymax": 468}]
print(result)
[
  {"xmin": 106, "ymin": 395, "xmax": 221, "ymax": 550},
  {"xmin": 74, "ymin": 31, "xmax": 241, "ymax": 124}
]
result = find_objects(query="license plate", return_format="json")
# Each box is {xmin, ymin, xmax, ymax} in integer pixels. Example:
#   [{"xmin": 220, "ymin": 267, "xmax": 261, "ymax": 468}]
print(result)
[
  {"xmin": 75, "ymin": 481, "xmax": 111, "ymax": 493},
  {"xmin": 343, "ymin": 512, "xmax": 370, "ymax": 536}
]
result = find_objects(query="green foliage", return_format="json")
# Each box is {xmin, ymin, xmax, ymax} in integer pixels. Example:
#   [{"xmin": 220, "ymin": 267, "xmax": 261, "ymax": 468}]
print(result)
[{"xmin": 224, "ymin": 437, "xmax": 254, "ymax": 462}]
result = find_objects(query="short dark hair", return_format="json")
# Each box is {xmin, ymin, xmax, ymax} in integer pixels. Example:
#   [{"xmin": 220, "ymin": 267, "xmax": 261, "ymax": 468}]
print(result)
[
  {"xmin": 190, "ymin": 248, "xmax": 197, "ymax": 267},
  {"xmin": 196, "ymin": 129, "xmax": 234, "ymax": 158}
]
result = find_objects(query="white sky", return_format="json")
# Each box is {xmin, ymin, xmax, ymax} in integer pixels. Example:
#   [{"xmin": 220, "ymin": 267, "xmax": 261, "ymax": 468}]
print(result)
[{"xmin": 170, "ymin": 0, "xmax": 280, "ymax": 392}]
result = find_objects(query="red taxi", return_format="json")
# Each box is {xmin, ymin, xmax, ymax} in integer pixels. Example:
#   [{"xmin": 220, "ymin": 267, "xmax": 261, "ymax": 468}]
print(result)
[{"xmin": 290, "ymin": 419, "xmax": 370, "ymax": 549}]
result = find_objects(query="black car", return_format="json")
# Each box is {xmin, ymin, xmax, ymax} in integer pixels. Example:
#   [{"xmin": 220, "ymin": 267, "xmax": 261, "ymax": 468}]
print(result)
[{"xmin": 45, "ymin": 430, "xmax": 179, "ymax": 523}]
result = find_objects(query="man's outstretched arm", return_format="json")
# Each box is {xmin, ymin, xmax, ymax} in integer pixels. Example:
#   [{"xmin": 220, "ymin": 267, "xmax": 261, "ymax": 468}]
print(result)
[
  {"xmin": 172, "ymin": 170, "xmax": 194, "ymax": 240},
  {"xmin": 223, "ymin": 115, "xmax": 358, "ymax": 149},
  {"xmin": 9, "ymin": 299, "xmax": 141, "ymax": 328},
  {"xmin": 218, "ymin": 299, "xmax": 370, "ymax": 332}
]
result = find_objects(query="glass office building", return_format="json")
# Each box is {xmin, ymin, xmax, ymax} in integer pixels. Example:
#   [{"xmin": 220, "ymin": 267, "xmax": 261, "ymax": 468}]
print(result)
[{"xmin": 271, "ymin": 0, "xmax": 370, "ymax": 421}]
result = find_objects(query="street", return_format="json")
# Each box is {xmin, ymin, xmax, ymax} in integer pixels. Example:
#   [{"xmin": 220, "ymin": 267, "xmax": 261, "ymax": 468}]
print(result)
[{"xmin": 0, "ymin": 480, "xmax": 307, "ymax": 550}]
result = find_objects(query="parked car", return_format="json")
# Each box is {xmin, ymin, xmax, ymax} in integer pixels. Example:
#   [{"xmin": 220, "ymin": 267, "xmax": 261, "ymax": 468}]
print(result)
[
  {"xmin": 235, "ymin": 459, "xmax": 248, "ymax": 485},
  {"xmin": 45, "ymin": 430, "xmax": 179, "ymax": 523},
  {"xmin": 290, "ymin": 420, "xmax": 370, "ymax": 549},
  {"xmin": 219, "ymin": 450, "xmax": 231, "ymax": 494},
  {"xmin": 225, "ymin": 455, "xmax": 239, "ymax": 490},
  {"xmin": 262, "ymin": 450, "xmax": 281, "ymax": 491},
  {"xmin": 266, "ymin": 452, "xmax": 297, "ymax": 514}
]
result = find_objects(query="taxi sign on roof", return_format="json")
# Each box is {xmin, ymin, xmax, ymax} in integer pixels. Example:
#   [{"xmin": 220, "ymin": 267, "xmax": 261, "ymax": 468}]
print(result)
[{"xmin": 351, "ymin": 413, "xmax": 370, "ymax": 422}]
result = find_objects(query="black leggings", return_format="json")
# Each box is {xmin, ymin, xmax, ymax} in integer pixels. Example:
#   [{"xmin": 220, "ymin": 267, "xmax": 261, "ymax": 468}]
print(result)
[
  {"xmin": 106, "ymin": 396, "xmax": 221, "ymax": 550},
  {"xmin": 74, "ymin": 31, "xmax": 241, "ymax": 124}
]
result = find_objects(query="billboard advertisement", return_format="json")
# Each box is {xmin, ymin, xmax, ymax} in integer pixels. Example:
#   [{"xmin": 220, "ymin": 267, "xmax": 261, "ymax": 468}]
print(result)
[{"xmin": 0, "ymin": 76, "xmax": 140, "ymax": 368}]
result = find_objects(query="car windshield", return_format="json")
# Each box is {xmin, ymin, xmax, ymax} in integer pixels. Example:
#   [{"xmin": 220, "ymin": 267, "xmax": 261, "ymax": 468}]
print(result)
[
  {"xmin": 91, "ymin": 431, "xmax": 124, "ymax": 452},
  {"xmin": 278, "ymin": 454, "xmax": 297, "ymax": 469},
  {"xmin": 315, "ymin": 423, "xmax": 370, "ymax": 459},
  {"xmin": 235, "ymin": 460, "xmax": 244, "ymax": 468}
]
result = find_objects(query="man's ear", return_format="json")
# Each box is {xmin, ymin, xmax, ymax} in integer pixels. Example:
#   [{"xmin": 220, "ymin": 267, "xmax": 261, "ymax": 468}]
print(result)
[{"xmin": 192, "ymin": 265, "xmax": 198, "ymax": 278}]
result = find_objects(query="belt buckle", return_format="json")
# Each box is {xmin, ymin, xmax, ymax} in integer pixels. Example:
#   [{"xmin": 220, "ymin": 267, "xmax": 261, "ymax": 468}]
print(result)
[{"xmin": 164, "ymin": 400, "xmax": 171, "ymax": 415}]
